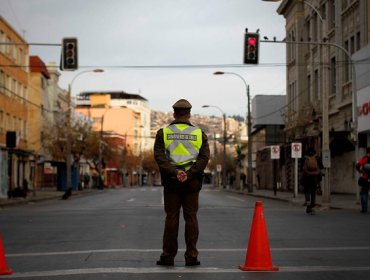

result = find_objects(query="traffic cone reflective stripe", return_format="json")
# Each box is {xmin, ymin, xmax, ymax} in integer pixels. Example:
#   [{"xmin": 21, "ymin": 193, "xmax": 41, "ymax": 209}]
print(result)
[
  {"xmin": 239, "ymin": 201, "xmax": 279, "ymax": 271},
  {"xmin": 0, "ymin": 234, "xmax": 12, "ymax": 275}
]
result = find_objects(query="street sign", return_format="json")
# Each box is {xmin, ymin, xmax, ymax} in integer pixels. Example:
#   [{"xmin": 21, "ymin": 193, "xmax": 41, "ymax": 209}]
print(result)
[
  {"xmin": 216, "ymin": 164, "xmax": 222, "ymax": 172},
  {"xmin": 291, "ymin": 142, "xmax": 302, "ymax": 158},
  {"xmin": 322, "ymin": 149, "xmax": 331, "ymax": 168},
  {"xmin": 270, "ymin": 145, "xmax": 280, "ymax": 159}
]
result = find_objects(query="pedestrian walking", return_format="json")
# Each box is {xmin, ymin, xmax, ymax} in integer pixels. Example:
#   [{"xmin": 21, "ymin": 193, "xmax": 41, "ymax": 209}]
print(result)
[
  {"xmin": 301, "ymin": 147, "xmax": 323, "ymax": 214},
  {"xmin": 154, "ymin": 99, "xmax": 210, "ymax": 266},
  {"xmin": 355, "ymin": 147, "xmax": 370, "ymax": 213}
]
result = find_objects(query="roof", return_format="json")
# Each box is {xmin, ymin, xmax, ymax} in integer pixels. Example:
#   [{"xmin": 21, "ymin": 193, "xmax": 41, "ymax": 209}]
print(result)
[
  {"xmin": 79, "ymin": 91, "xmax": 147, "ymax": 101},
  {"xmin": 29, "ymin": 56, "xmax": 50, "ymax": 79}
]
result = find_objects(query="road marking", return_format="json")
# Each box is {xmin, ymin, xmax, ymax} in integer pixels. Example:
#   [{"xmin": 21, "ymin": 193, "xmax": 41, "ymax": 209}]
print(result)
[
  {"xmin": 7, "ymin": 246, "xmax": 370, "ymax": 258},
  {"xmin": 6, "ymin": 266, "xmax": 370, "ymax": 278},
  {"xmin": 127, "ymin": 198, "xmax": 136, "ymax": 202},
  {"xmin": 226, "ymin": 195, "xmax": 245, "ymax": 202}
]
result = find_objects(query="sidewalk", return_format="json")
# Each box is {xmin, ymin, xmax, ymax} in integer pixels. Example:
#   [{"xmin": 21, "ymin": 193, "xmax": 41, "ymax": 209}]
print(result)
[
  {"xmin": 0, "ymin": 188, "xmax": 96, "ymax": 208},
  {"xmin": 223, "ymin": 186, "xmax": 361, "ymax": 211}
]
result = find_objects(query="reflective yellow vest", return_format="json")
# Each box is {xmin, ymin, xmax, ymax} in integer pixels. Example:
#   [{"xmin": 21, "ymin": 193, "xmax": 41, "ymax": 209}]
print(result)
[{"xmin": 163, "ymin": 123, "xmax": 202, "ymax": 170}]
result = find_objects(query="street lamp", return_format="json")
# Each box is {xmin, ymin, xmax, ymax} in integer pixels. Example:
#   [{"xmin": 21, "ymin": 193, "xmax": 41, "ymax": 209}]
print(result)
[
  {"xmin": 202, "ymin": 105, "xmax": 227, "ymax": 189},
  {"xmin": 66, "ymin": 69, "xmax": 104, "ymax": 192},
  {"xmin": 97, "ymin": 107, "xmax": 111, "ymax": 189},
  {"xmin": 123, "ymin": 125, "xmax": 143, "ymax": 186},
  {"xmin": 213, "ymin": 71, "xmax": 253, "ymax": 193}
]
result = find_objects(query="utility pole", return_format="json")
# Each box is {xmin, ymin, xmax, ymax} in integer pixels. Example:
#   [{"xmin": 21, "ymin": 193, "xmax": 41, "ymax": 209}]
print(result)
[
  {"xmin": 66, "ymin": 84, "xmax": 72, "ymax": 192},
  {"xmin": 222, "ymin": 113, "xmax": 227, "ymax": 189},
  {"xmin": 65, "ymin": 69, "xmax": 104, "ymax": 192},
  {"xmin": 247, "ymin": 85, "xmax": 253, "ymax": 193}
]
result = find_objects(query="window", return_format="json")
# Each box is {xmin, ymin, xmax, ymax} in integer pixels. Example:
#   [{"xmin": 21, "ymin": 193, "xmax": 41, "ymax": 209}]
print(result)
[
  {"xmin": 5, "ymin": 75, "xmax": 11, "ymax": 96},
  {"xmin": 321, "ymin": 2, "xmax": 327, "ymax": 20},
  {"xmin": 328, "ymin": 0, "xmax": 335, "ymax": 30},
  {"xmin": 312, "ymin": 14, "xmax": 318, "ymax": 42},
  {"xmin": 11, "ymin": 44, "xmax": 17, "ymax": 61},
  {"xmin": 11, "ymin": 78, "xmax": 17, "ymax": 98},
  {"xmin": 22, "ymin": 120, "xmax": 27, "ymax": 139},
  {"xmin": 0, "ymin": 111, "xmax": 3, "ymax": 133},
  {"xmin": 13, "ymin": 116, "xmax": 16, "ymax": 132},
  {"xmin": 5, "ymin": 36, "xmax": 11, "ymax": 56},
  {"xmin": 0, "ymin": 30, "xmax": 5, "ymax": 53},
  {"xmin": 306, "ymin": 19, "xmax": 311, "ymax": 41},
  {"xmin": 356, "ymin": 32, "xmax": 361, "ymax": 51},
  {"xmin": 314, "ymin": 70, "xmax": 319, "ymax": 100},
  {"xmin": 330, "ymin": 57, "xmax": 336, "ymax": 95},
  {"xmin": 307, "ymin": 75, "xmax": 311, "ymax": 101},
  {"xmin": 288, "ymin": 29, "xmax": 296, "ymax": 61},
  {"xmin": 6, "ymin": 113, "xmax": 10, "ymax": 130},
  {"xmin": 350, "ymin": 36, "xmax": 355, "ymax": 54},
  {"xmin": 0, "ymin": 70, "xmax": 4, "ymax": 89}
]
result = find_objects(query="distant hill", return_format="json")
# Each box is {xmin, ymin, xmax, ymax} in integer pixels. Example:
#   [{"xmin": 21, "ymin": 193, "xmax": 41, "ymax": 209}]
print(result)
[{"xmin": 151, "ymin": 110, "xmax": 242, "ymax": 136}]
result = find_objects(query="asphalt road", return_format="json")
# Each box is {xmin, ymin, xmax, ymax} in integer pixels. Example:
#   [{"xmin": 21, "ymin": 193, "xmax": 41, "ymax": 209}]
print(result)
[{"xmin": 1, "ymin": 185, "xmax": 370, "ymax": 279}]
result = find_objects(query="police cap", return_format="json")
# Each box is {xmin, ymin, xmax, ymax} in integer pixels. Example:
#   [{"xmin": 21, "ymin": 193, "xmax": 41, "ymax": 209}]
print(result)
[{"xmin": 172, "ymin": 99, "xmax": 192, "ymax": 110}]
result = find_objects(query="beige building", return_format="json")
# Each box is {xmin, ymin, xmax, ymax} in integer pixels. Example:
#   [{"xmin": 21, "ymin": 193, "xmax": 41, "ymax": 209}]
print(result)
[
  {"xmin": 28, "ymin": 56, "xmax": 50, "ymax": 156},
  {"xmin": 276, "ymin": 0, "xmax": 370, "ymax": 193},
  {"xmin": 75, "ymin": 94, "xmax": 143, "ymax": 156},
  {"xmin": 75, "ymin": 91, "xmax": 149, "ymax": 155}
]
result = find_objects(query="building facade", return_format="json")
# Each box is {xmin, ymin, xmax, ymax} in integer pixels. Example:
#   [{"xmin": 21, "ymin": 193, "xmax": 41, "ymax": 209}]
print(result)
[
  {"xmin": 0, "ymin": 16, "xmax": 30, "ymax": 197},
  {"xmin": 76, "ymin": 91, "xmax": 150, "ymax": 154},
  {"xmin": 277, "ymin": 0, "xmax": 369, "ymax": 194}
]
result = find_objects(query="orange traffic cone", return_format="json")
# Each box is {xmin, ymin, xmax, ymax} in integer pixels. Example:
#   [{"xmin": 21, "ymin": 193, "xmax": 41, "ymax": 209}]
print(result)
[
  {"xmin": 239, "ymin": 201, "xmax": 279, "ymax": 271},
  {"xmin": 0, "ymin": 234, "xmax": 12, "ymax": 275}
]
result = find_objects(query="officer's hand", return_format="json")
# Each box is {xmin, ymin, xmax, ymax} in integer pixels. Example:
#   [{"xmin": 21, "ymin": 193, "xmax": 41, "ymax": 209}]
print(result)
[{"xmin": 176, "ymin": 170, "xmax": 187, "ymax": 182}]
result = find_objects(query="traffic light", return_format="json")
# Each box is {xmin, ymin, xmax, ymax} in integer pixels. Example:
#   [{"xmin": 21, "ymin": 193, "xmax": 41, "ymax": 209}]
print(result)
[
  {"xmin": 60, "ymin": 37, "xmax": 78, "ymax": 71},
  {"xmin": 243, "ymin": 32, "xmax": 259, "ymax": 64}
]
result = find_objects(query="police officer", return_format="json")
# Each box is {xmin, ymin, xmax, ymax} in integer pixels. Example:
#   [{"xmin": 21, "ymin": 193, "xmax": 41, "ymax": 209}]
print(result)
[{"xmin": 154, "ymin": 99, "xmax": 210, "ymax": 266}]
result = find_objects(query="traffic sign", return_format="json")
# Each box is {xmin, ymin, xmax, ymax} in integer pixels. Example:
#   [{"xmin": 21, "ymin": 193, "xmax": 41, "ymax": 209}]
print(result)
[
  {"xmin": 291, "ymin": 142, "xmax": 302, "ymax": 158},
  {"xmin": 216, "ymin": 164, "xmax": 222, "ymax": 172},
  {"xmin": 270, "ymin": 145, "xmax": 280, "ymax": 159}
]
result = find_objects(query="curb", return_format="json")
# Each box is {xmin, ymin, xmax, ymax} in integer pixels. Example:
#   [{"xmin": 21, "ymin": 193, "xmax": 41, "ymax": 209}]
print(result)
[{"xmin": 0, "ymin": 189, "xmax": 97, "ymax": 208}]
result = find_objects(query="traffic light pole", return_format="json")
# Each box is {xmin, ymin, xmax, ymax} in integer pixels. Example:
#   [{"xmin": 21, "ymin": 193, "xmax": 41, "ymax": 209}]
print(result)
[
  {"xmin": 247, "ymin": 85, "xmax": 253, "ymax": 193},
  {"xmin": 66, "ymin": 84, "xmax": 72, "ymax": 192}
]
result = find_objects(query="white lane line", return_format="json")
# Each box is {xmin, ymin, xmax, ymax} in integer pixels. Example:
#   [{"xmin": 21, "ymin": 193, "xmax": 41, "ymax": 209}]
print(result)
[
  {"xmin": 7, "ymin": 246, "xmax": 370, "ymax": 258},
  {"xmin": 127, "ymin": 198, "xmax": 136, "ymax": 202},
  {"xmin": 6, "ymin": 266, "xmax": 370, "ymax": 278},
  {"xmin": 226, "ymin": 195, "xmax": 245, "ymax": 202}
]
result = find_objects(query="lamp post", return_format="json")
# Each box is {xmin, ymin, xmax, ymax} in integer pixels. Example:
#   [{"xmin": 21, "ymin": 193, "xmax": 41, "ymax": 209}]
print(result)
[
  {"xmin": 123, "ymin": 125, "xmax": 143, "ymax": 186},
  {"xmin": 66, "ymin": 69, "xmax": 104, "ymax": 192},
  {"xmin": 213, "ymin": 71, "xmax": 253, "ymax": 193},
  {"xmin": 97, "ymin": 106, "xmax": 110, "ymax": 189},
  {"xmin": 202, "ymin": 105, "xmax": 227, "ymax": 189}
]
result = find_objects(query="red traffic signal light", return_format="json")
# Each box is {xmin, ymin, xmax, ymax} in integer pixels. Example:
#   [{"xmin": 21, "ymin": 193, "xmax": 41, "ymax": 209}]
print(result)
[
  {"xmin": 244, "ymin": 33, "xmax": 259, "ymax": 64},
  {"xmin": 60, "ymin": 37, "xmax": 78, "ymax": 71}
]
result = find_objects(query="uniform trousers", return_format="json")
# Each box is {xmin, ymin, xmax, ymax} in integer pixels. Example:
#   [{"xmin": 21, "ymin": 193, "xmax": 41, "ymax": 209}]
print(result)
[{"xmin": 160, "ymin": 188, "xmax": 199, "ymax": 261}]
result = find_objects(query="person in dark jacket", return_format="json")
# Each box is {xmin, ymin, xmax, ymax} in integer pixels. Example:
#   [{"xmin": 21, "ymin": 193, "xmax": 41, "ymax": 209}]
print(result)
[
  {"xmin": 301, "ymin": 147, "xmax": 323, "ymax": 214},
  {"xmin": 154, "ymin": 99, "xmax": 210, "ymax": 267}
]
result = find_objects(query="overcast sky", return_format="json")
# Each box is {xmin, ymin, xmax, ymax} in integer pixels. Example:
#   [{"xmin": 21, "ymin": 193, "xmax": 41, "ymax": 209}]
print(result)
[{"xmin": 1, "ymin": 0, "xmax": 286, "ymax": 117}]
